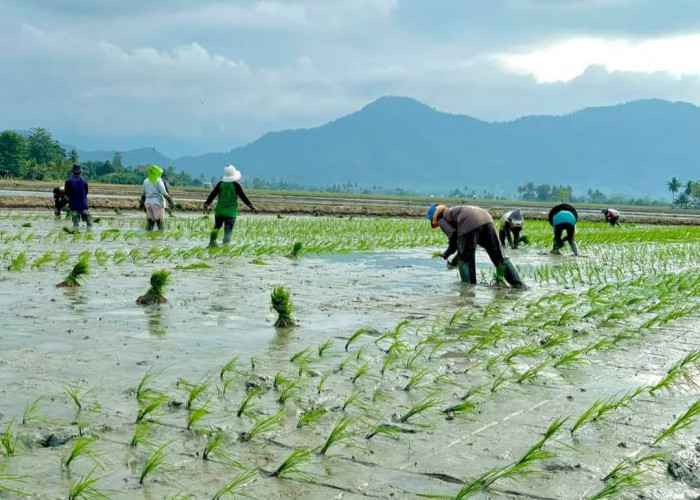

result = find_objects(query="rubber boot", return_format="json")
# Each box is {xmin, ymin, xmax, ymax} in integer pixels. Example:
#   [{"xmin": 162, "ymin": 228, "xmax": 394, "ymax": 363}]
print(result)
[
  {"xmin": 71, "ymin": 211, "xmax": 80, "ymax": 229},
  {"xmin": 85, "ymin": 213, "xmax": 93, "ymax": 231},
  {"xmin": 222, "ymin": 225, "xmax": 233, "ymax": 245},
  {"xmin": 457, "ymin": 264, "xmax": 471, "ymax": 283},
  {"xmin": 156, "ymin": 219, "xmax": 165, "ymax": 231},
  {"xmin": 551, "ymin": 241, "xmax": 562, "ymax": 255},
  {"xmin": 503, "ymin": 259, "xmax": 526, "ymax": 288},
  {"xmin": 146, "ymin": 219, "xmax": 155, "ymax": 231},
  {"xmin": 208, "ymin": 229, "xmax": 219, "ymax": 248},
  {"xmin": 569, "ymin": 241, "xmax": 579, "ymax": 256}
]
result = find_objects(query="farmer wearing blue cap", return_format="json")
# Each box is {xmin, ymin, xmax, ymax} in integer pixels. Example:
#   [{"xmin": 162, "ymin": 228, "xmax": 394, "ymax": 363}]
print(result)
[
  {"xmin": 64, "ymin": 164, "xmax": 92, "ymax": 231},
  {"xmin": 428, "ymin": 204, "xmax": 525, "ymax": 287},
  {"xmin": 548, "ymin": 203, "xmax": 578, "ymax": 255}
]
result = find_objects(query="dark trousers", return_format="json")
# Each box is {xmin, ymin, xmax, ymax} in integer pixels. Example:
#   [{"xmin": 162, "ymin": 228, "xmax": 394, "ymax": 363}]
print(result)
[
  {"xmin": 456, "ymin": 223, "xmax": 505, "ymax": 284},
  {"xmin": 554, "ymin": 223, "xmax": 575, "ymax": 250},
  {"xmin": 213, "ymin": 216, "xmax": 236, "ymax": 244},
  {"xmin": 499, "ymin": 227, "xmax": 522, "ymax": 248},
  {"xmin": 608, "ymin": 216, "xmax": 620, "ymax": 226}
]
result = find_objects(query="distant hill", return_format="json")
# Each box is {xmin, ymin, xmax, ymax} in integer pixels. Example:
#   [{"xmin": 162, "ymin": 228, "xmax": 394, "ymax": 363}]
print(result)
[
  {"xmin": 74, "ymin": 97, "xmax": 700, "ymax": 196},
  {"xmin": 77, "ymin": 148, "xmax": 170, "ymax": 167}
]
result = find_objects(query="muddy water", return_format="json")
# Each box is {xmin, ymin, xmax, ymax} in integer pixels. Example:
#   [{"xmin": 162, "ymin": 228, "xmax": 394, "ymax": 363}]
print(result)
[{"xmin": 1, "ymin": 212, "xmax": 699, "ymax": 499}]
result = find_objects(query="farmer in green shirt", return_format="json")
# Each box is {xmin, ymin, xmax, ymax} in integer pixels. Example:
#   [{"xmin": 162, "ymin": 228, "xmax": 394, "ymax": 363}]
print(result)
[{"xmin": 203, "ymin": 164, "xmax": 258, "ymax": 246}]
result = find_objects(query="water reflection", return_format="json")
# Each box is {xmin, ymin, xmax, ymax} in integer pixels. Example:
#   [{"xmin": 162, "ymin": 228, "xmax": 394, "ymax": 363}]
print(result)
[{"xmin": 144, "ymin": 307, "xmax": 166, "ymax": 338}]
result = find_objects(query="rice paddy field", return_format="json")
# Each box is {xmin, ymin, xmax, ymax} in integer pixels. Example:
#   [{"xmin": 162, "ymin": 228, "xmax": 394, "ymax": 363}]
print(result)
[{"xmin": 1, "ymin": 210, "xmax": 699, "ymax": 499}]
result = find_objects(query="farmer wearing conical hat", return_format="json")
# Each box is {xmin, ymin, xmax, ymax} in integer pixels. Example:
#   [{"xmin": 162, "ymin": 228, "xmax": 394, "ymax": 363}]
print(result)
[
  {"xmin": 602, "ymin": 208, "xmax": 620, "ymax": 226},
  {"xmin": 548, "ymin": 203, "xmax": 579, "ymax": 255},
  {"xmin": 140, "ymin": 164, "xmax": 174, "ymax": 231},
  {"xmin": 427, "ymin": 204, "xmax": 526, "ymax": 287},
  {"xmin": 203, "ymin": 164, "xmax": 259, "ymax": 247},
  {"xmin": 499, "ymin": 209, "xmax": 525, "ymax": 249},
  {"xmin": 64, "ymin": 164, "xmax": 93, "ymax": 231}
]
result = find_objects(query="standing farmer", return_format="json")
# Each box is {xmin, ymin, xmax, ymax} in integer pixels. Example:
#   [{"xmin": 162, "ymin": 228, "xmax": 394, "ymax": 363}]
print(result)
[
  {"xmin": 428, "ymin": 204, "xmax": 525, "ymax": 287},
  {"xmin": 64, "ymin": 164, "xmax": 92, "ymax": 231},
  {"xmin": 602, "ymin": 208, "xmax": 621, "ymax": 226},
  {"xmin": 549, "ymin": 203, "xmax": 579, "ymax": 256},
  {"xmin": 499, "ymin": 209, "xmax": 525, "ymax": 249},
  {"xmin": 140, "ymin": 165, "xmax": 174, "ymax": 231},
  {"xmin": 203, "ymin": 164, "xmax": 258, "ymax": 247}
]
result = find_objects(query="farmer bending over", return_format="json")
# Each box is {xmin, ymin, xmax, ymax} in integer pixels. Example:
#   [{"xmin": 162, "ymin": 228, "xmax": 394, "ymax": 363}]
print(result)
[
  {"xmin": 549, "ymin": 203, "xmax": 578, "ymax": 256},
  {"xmin": 203, "ymin": 164, "xmax": 258, "ymax": 247},
  {"xmin": 499, "ymin": 209, "xmax": 525, "ymax": 249},
  {"xmin": 140, "ymin": 165, "xmax": 174, "ymax": 231},
  {"xmin": 64, "ymin": 164, "xmax": 93, "ymax": 231},
  {"xmin": 602, "ymin": 208, "xmax": 620, "ymax": 226},
  {"xmin": 428, "ymin": 204, "xmax": 525, "ymax": 287},
  {"xmin": 53, "ymin": 187, "xmax": 69, "ymax": 217}
]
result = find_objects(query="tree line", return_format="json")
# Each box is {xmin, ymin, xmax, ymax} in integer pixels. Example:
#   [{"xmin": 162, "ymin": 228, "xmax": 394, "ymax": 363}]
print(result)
[
  {"xmin": 666, "ymin": 177, "xmax": 700, "ymax": 208},
  {"xmin": 0, "ymin": 128, "xmax": 203, "ymax": 187}
]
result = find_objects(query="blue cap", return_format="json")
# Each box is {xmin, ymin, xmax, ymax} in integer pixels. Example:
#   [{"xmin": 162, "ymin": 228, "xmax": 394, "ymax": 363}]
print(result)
[{"xmin": 427, "ymin": 204, "xmax": 437, "ymax": 222}]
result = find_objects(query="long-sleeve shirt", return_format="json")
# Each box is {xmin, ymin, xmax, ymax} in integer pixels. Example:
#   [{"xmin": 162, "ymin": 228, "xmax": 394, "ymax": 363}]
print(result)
[
  {"xmin": 141, "ymin": 178, "xmax": 173, "ymax": 207},
  {"xmin": 438, "ymin": 206, "xmax": 493, "ymax": 257},
  {"xmin": 64, "ymin": 176, "xmax": 89, "ymax": 211},
  {"xmin": 205, "ymin": 182, "xmax": 255, "ymax": 211}
]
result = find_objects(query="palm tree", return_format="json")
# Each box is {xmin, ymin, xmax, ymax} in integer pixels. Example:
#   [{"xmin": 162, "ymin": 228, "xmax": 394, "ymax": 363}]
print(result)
[
  {"xmin": 684, "ymin": 180, "xmax": 694, "ymax": 196},
  {"xmin": 667, "ymin": 177, "xmax": 681, "ymax": 204}
]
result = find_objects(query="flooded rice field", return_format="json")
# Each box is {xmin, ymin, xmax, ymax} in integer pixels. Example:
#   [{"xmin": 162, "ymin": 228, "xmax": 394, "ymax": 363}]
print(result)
[{"xmin": 1, "ymin": 211, "xmax": 699, "ymax": 499}]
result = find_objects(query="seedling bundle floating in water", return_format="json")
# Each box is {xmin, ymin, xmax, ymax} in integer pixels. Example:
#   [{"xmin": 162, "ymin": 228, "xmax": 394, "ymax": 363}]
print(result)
[
  {"xmin": 57, "ymin": 255, "xmax": 90, "ymax": 288},
  {"xmin": 136, "ymin": 269, "xmax": 171, "ymax": 304},
  {"xmin": 270, "ymin": 285, "xmax": 296, "ymax": 328}
]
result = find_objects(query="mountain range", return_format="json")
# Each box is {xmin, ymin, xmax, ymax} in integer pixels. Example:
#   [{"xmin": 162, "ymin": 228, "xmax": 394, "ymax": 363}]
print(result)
[{"xmin": 74, "ymin": 97, "xmax": 700, "ymax": 197}]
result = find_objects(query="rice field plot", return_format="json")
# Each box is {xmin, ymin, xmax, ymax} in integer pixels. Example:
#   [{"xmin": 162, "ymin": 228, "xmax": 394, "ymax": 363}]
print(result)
[{"xmin": 0, "ymin": 209, "xmax": 699, "ymax": 499}]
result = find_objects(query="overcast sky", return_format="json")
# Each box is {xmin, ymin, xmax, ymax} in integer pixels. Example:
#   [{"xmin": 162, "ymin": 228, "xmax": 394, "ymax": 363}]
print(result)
[{"xmin": 2, "ymin": 0, "xmax": 700, "ymax": 156}]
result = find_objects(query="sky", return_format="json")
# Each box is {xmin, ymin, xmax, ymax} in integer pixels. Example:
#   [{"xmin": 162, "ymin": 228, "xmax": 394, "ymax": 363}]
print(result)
[{"xmin": 2, "ymin": 0, "xmax": 700, "ymax": 157}]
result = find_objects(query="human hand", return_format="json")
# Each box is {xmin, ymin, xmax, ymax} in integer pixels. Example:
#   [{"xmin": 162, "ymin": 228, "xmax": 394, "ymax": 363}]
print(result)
[
  {"xmin": 253, "ymin": 208, "xmax": 259, "ymax": 215},
  {"xmin": 203, "ymin": 203, "xmax": 209, "ymax": 214}
]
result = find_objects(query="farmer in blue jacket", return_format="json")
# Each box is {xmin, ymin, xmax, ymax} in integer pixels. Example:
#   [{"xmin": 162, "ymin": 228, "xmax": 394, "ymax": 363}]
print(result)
[
  {"xmin": 64, "ymin": 164, "xmax": 93, "ymax": 231},
  {"xmin": 548, "ymin": 203, "xmax": 578, "ymax": 255}
]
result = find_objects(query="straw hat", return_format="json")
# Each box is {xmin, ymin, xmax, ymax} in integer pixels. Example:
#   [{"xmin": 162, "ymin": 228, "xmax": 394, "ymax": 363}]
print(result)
[{"xmin": 222, "ymin": 164, "xmax": 242, "ymax": 182}]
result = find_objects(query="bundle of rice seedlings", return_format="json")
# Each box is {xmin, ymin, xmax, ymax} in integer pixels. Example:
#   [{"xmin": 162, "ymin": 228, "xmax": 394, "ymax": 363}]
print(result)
[
  {"xmin": 56, "ymin": 255, "xmax": 90, "ymax": 288},
  {"xmin": 136, "ymin": 269, "xmax": 171, "ymax": 304},
  {"xmin": 270, "ymin": 286, "xmax": 296, "ymax": 328},
  {"xmin": 286, "ymin": 242, "xmax": 303, "ymax": 259}
]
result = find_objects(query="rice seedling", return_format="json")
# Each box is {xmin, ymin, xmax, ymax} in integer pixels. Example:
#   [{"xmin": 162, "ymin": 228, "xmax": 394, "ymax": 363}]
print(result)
[
  {"xmin": 21, "ymin": 396, "xmax": 45, "ymax": 425},
  {"xmin": 31, "ymin": 251, "xmax": 54, "ymax": 269},
  {"xmin": 220, "ymin": 376, "xmax": 236, "ymax": 396},
  {"xmin": 585, "ymin": 470, "xmax": 646, "ymax": 500},
  {"xmin": 7, "ymin": 252, "xmax": 26, "ymax": 272},
  {"xmin": 271, "ymin": 448, "xmax": 315, "ymax": 481},
  {"xmin": 63, "ymin": 436, "xmax": 99, "ymax": 468},
  {"xmin": 571, "ymin": 387, "xmax": 645, "ymax": 434},
  {"xmin": 399, "ymin": 397, "xmax": 441, "ymax": 423},
  {"xmin": 653, "ymin": 400, "xmax": 700, "ymax": 445},
  {"xmin": 65, "ymin": 381, "xmax": 84, "ymax": 412},
  {"xmin": 250, "ymin": 357, "xmax": 257, "ymax": 370},
  {"xmin": 351, "ymin": 361, "xmax": 371, "ymax": 384},
  {"xmin": 0, "ymin": 418, "xmax": 19, "ymax": 457},
  {"xmin": 57, "ymin": 255, "xmax": 90, "ymax": 287},
  {"xmin": 202, "ymin": 432, "xmax": 228, "ymax": 461},
  {"xmin": 404, "ymin": 368, "xmax": 431, "ymax": 391},
  {"xmin": 240, "ymin": 410, "xmax": 285, "ymax": 441},
  {"xmin": 317, "ymin": 339, "xmax": 333, "ymax": 357},
  {"xmin": 175, "ymin": 262, "xmax": 213, "ymax": 270},
  {"xmin": 56, "ymin": 249, "xmax": 70, "ymax": 265},
  {"xmin": 442, "ymin": 401, "xmax": 476, "ymax": 417},
  {"xmin": 136, "ymin": 395, "xmax": 167, "ymax": 423},
  {"xmin": 650, "ymin": 349, "xmax": 700, "ymax": 393},
  {"xmin": 316, "ymin": 372, "xmax": 330, "ymax": 394},
  {"xmin": 365, "ymin": 423, "xmax": 407, "ymax": 440},
  {"xmin": 273, "ymin": 371, "xmax": 290, "ymax": 390},
  {"xmin": 270, "ymin": 285, "xmax": 296, "ymax": 328},
  {"xmin": 297, "ymin": 407, "xmax": 327, "ymax": 429},
  {"xmin": 342, "ymin": 389, "xmax": 365, "ymax": 412},
  {"xmin": 516, "ymin": 359, "xmax": 552, "ymax": 384},
  {"xmin": 136, "ymin": 269, "xmax": 171, "ymax": 304},
  {"xmin": 0, "ymin": 473, "xmax": 28, "ymax": 496},
  {"xmin": 139, "ymin": 442, "xmax": 171, "ymax": 484},
  {"xmin": 67, "ymin": 465, "xmax": 109, "ymax": 500},
  {"xmin": 135, "ymin": 369, "xmax": 162, "ymax": 403},
  {"xmin": 355, "ymin": 345, "xmax": 366, "ymax": 362},
  {"xmin": 212, "ymin": 469, "xmax": 258, "ymax": 500},
  {"xmin": 186, "ymin": 379, "xmax": 209, "ymax": 410},
  {"xmin": 130, "ymin": 421, "xmax": 154, "ymax": 447},
  {"xmin": 286, "ymin": 242, "xmax": 303, "ymax": 259},
  {"xmin": 381, "ymin": 350, "xmax": 399, "ymax": 376},
  {"xmin": 345, "ymin": 328, "xmax": 370, "ymax": 351},
  {"xmin": 219, "ymin": 356, "xmax": 239, "ymax": 380},
  {"xmin": 553, "ymin": 348, "xmax": 588, "ymax": 368},
  {"xmin": 319, "ymin": 415, "xmax": 355, "ymax": 455},
  {"xmin": 278, "ymin": 378, "xmax": 302, "ymax": 404},
  {"xmin": 403, "ymin": 346, "xmax": 426, "ymax": 370},
  {"xmin": 187, "ymin": 400, "xmax": 212, "ymax": 431},
  {"xmin": 94, "ymin": 249, "xmax": 109, "ymax": 266},
  {"xmin": 603, "ymin": 452, "xmax": 666, "ymax": 482},
  {"xmin": 290, "ymin": 347, "xmax": 311, "ymax": 363},
  {"xmin": 237, "ymin": 388, "xmax": 262, "ymax": 417},
  {"xmin": 490, "ymin": 370, "xmax": 509, "ymax": 393}
]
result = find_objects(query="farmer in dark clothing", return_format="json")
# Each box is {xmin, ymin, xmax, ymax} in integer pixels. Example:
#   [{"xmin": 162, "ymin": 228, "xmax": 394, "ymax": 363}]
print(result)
[
  {"xmin": 602, "ymin": 208, "xmax": 621, "ymax": 226},
  {"xmin": 549, "ymin": 204, "xmax": 578, "ymax": 255},
  {"xmin": 499, "ymin": 209, "xmax": 525, "ymax": 249},
  {"xmin": 428, "ymin": 204, "xmax": 525, "ymax": 287},
  {"xmin": 53, "ymin": 187, "xmax": 69, "ymax": 216},
  {"xmin": 64, "ymin": 164, "xmax": 92, "ymax": 230},
  {"xmin": 203, "ymin": 164, "xmax": 258, "ymax": 246}
]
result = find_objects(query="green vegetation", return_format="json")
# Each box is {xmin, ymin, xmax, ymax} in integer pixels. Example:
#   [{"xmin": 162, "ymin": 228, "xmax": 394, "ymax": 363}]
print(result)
[
  {"xmin": 136, "ymin": 269, "xmax": 171, "ymax": 304},
  {"xmin": 271, "ymin": 285, "xmax": 296, "ymax": 328}
]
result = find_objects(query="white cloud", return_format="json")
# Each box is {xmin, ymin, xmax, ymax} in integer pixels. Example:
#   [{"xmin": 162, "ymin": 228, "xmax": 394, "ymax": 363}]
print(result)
[{"xmin": 495, "ymin": 33, "xmax": 700, "ymax": 82}]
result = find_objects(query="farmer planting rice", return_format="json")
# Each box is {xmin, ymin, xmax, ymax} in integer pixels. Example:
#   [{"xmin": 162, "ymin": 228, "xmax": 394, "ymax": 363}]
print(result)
[
  {"xmin": 499, "ymin": 209, "xmax": 526, "ymax": 249},
  {"xmin": 549, "ymin": 203, "xmax": 579, "ymax": 255},
  {"xmin": 602, "ymin": 208, "xmax": 621, "ymax": 226},
  {"xmin": 52, "ymin": 186, "xmax": 69, "ymax": 217},
  {"xmin": 427, "ymin": 204, "xmax": 526, "ymax": 287},
  {"xmin": 139, "ymin": 165, "xmax": 174, "ymax": 232},
  {"xmin": 203, "ymin": 164, "xmax": 259, "ymax": 247},
  {"xmin": 64, "ymin": 164, "xmax": 93, "ymax": 231}
]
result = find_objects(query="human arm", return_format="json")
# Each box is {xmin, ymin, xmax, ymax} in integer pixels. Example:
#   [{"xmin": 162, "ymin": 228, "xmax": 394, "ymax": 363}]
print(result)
[
  {"xmin": 235, "ymin": 182, "xmax": 258, "ymax": 213},
  {"xmin": 505, "ymin": 226, "xmax": 514, "ymax": 248},
  {"xmin": 157, "ymin": 179, "xmax": 174, "ymax": 206},
  {"xmin": 203, "ymin": 182, "xmax": 221, "ymax": 211},
  {"xmin": 442, "ymin": 233, "xmax": 458, "ymax": 259}
]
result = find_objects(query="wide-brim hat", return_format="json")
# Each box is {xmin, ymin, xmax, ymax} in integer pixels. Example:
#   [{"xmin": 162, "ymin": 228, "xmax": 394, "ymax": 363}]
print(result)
[
  {"xmin": 222, "ymin": 164, "xmax": 242, "ymax": 182},
  {"xmin": 548, "ymin": 203, "xmax": 578, "ymax": 225},
  {"xmin": 72, "ymin": 164, "xmax": 82, "ymax": 174}
]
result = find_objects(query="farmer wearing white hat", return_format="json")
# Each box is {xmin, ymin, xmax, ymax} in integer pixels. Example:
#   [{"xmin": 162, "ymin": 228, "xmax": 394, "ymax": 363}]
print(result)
[{"xmin": 203, "ymin": 164, "xmax": 258, "ymax": 246}]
